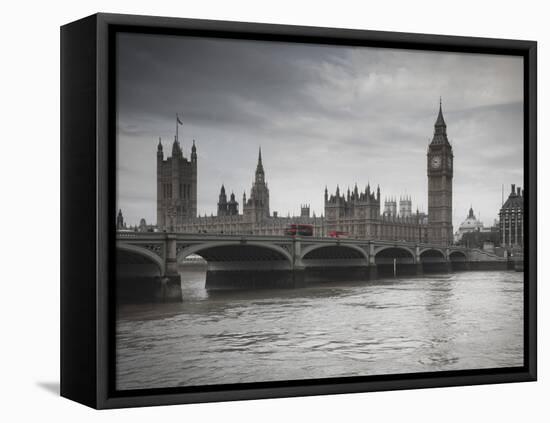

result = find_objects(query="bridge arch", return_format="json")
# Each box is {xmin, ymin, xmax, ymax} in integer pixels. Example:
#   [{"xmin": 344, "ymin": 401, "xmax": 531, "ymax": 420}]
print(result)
[
  {"xmin": 449, "ymin": 250, "xmax": 468, "ymax": 261},
  {"xmin": 373, "ymin": 246, "xmax": 415, "ymax": 276},
  {"xmin": 177, "ymin": 241, "xmax": 293, "ymax": 264},
  {"xmin": 374, "ymin": 245, "xmax": 415, "ymax": 260},
  {"xmin": 300, "ymin": 244, "xmax": 368, "ymax": 261},
  {"xmin": 419, "ymin": 248, "xmax": 446, "ymax": 262},
  {"xmin": 116, "ymin": 243, "xmax": 164, "ymax": 275}
]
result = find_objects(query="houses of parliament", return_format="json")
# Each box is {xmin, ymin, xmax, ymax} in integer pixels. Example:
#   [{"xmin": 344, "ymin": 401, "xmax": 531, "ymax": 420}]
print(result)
[{"xmin": 154, "ymin": 103, "xmax": 454, "ymax": 245}]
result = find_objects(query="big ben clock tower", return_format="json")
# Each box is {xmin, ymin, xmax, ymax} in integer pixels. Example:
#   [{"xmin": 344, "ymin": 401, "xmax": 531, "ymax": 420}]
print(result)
[{"xmin": 427, "ymin": 100, "xmax": 453, "ymax": 245}]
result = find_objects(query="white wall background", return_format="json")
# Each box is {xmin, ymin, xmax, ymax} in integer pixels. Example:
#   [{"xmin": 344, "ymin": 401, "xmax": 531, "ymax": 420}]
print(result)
[{"xmin": 0, "ymin": 0, "xmax": 547, "ymax": 421}]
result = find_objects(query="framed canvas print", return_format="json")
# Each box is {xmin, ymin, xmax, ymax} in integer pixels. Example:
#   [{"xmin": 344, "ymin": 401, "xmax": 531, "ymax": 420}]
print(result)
[{"xmin": 60, "ymin": 13, "xmax": 537, "ymax": 409}]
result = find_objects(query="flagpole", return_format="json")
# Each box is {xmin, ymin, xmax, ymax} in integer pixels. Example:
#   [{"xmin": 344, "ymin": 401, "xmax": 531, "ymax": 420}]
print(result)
[{"xmin": 176, "ymin": 113, "xmax": 178, "ymax": 143}]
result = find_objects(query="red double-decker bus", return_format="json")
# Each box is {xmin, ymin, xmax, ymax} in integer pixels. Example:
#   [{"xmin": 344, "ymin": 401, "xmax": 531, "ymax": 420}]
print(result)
[
  {"xmin": 328, "ymin": 230, "xmax": 348, "ymax": 238},
  {"xmin": 284, "ymin": 224, "xmax": 313, "ymax": 237}
]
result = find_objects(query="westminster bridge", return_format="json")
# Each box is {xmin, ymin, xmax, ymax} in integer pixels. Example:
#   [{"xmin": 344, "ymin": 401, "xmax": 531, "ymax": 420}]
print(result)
[{"xmin": 116, "ymin": 232, "xmax": 508, "ymax": 301}]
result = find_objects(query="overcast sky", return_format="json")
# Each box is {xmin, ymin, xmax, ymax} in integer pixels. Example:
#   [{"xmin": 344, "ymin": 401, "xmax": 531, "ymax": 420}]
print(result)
[{"xmin": 116, "ymin": 32, "xmax": 523, "ymax": 230}]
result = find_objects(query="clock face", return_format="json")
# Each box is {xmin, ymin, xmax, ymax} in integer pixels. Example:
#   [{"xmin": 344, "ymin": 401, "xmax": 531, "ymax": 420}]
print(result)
[{"xmin": 431, "ymin": 156, "xmax": 442, "ymax": 169}]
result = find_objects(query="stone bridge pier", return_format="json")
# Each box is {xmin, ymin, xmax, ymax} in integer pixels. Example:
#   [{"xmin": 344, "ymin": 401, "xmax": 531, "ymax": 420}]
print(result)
[
  {"xmin": 161, "ymin": 235, "xmax": 185, "ymax": 300},
  {"xmin": 115, "ymin": 234, "xmax": 182, "ymax": 303}
]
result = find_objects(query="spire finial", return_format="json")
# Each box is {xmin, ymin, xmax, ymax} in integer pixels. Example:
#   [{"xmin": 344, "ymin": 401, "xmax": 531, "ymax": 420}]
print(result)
[
  {"xmin": 255, "ymin": 146, "xmax": 265, "ymax": 181},
  {"xmin": 437, "ymin": 97, "xmax": 444, "ymax": 122}
]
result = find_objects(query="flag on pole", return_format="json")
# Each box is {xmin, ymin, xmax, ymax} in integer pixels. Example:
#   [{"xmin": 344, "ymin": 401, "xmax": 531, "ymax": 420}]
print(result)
[{"xmin": 177, "ymin": 114, "xmax": 183, "ymax": 125}]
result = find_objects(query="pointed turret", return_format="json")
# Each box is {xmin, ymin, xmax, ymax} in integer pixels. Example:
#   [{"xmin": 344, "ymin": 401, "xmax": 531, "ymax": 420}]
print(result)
[
  {"xmin": 116, "ymin": 209, "xmax": 124, "ymax": 230},
  {"xmin": 431, "ymin": 98, "xmax": 450, "ymax": 145},
  {"xmin": 255, "ymin": 146, "xmax": 265, "ymax": 184},
  {"xmin": 172, "ymin": 135, "xmax": 182, "ymax": 157},
  {"xmin": 227, "ymin": 191, "xmax": 238, "ymax": 215},
  {"xmin": 324, "ymin": 186, "xmax": 328, "ymax": 202},
  {"xmin": 257, "ymin": 147, "xmax": 263, "ymax": 171},
  {"xmin": 435, "ymin": 97, "xmax": 446, "ymax": 127},
  {"xmin": 157, "ymin": 137, "xmax": 163, "ymax": 160},
  {"xmin": 218, "ymin": 184, "xmax": 227, "ymax": 204},
  {"xmin": 217, "ymin": 184, "xmax": 228, "ymax": 216},
  {"xmin": 191, "ymin": 139, "xmax": 197, "ymax": 163}
]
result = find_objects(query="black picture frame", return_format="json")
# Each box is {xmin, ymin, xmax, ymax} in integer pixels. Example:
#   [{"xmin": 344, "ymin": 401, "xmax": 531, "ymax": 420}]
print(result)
[{"xmin": 60, "ymin": 12, "xmax": 537, "ymax": 409}]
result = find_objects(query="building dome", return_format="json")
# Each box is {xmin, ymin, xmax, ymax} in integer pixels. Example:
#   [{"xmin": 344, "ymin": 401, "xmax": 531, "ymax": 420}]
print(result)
[
  {"xmin": 460, "ymin": 219, "xmax": 481, "ymax": 230},
  {"xmin": 455, "ymin": 207, "xmax": 484, "ymax": 242}
]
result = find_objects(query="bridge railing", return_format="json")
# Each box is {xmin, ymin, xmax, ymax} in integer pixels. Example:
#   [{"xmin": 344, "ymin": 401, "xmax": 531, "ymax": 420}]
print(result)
[
  {"xmin": 116, "ymin": 231, "xmax": 167, "ymax": 240},
  {"xmin": 115, "ymin": 231, "xmax": 470, "ymax": 253}
]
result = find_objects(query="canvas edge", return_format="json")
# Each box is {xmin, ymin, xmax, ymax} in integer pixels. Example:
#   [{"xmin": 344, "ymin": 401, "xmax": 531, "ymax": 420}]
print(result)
[{"xmin": 60, "ymin": 14, "xmax": 99, "ymax": 409}]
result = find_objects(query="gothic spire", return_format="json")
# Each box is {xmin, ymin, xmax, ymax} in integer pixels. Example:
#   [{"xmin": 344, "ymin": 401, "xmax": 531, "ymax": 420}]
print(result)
[
  {"xmin": 191, "ymin": 139, "xmax": 197, "ymax": 162},
  {"xmin": 431, "ymin": 98, "xmax": 450, "ymax": 145},
  {"xmin": 255, "ymin": 146, "xmax": 265, "ymax": 182},
  {"xmin": 435, "ymin": 97, "xmax": 446, "ymax": 128},
  {"xmin": 257, "ymin": 147, "xmax": 264, "ymax": 169},
  {"xmin": 157, "ymin": 137, "xmax": 163, "ymax": 159},
  {"xmin": 219, "ymin": 184, "xmax": 227, "ymax": 205},
  {"xmin": 172, "ymin": 131, "xmax": 186, "ymax": 158}
]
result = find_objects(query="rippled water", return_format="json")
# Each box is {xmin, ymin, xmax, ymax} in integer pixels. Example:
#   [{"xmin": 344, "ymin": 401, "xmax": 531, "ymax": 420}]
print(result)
[{"xmin": 116, "ymin": 270, "xmax": 524, "ymax": 390}]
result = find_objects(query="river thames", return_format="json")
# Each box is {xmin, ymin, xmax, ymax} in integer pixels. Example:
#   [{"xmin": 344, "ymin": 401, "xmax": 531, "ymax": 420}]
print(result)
[{"xmin": 116, "ymin": 269, "xmax": 523, "ymax": 390}]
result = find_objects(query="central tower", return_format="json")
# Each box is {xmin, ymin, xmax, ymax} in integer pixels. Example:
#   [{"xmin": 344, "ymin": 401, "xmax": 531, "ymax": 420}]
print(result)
[
  {"xmin": 427, "ymin": 100, "xmax": 453, "ymax": 245},
  {"xmin": 243, "ymin": 147, "xmax": 270, "ymax": 222}
]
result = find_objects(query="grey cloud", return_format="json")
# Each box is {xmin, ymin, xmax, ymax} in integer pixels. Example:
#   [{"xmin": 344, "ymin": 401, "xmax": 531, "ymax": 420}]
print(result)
[{"xmin": 116, "ymin": 32, "xmax": 523, "ymax": 230}]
